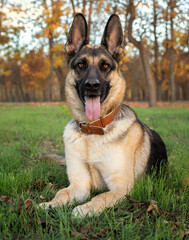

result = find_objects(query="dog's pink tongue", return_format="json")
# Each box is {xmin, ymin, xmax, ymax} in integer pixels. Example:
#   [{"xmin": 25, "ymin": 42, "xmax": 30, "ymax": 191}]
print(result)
[{"xmin": 85, "ymin": 96, "xmax": 101, "ymax": 121}]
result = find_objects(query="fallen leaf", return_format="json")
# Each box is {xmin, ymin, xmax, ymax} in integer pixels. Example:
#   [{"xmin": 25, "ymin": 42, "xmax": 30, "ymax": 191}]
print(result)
[
  {"xmin": 71, "ymin": 231, "xmax": 81, "ymax": 237},
  {"xmin": 25, "ymin": 199, "xmax": 34, "ymax": 211},
  {"xmin": 125, "ymin": 195, "xmax": 178, "ymax": 223},
  {"xmin": 0, "ymin": 194, "xmax": 11, "ymax": 204},
  {"xmin": 147, "ymin": 200, "xmax": 159, "ymax": 215}
]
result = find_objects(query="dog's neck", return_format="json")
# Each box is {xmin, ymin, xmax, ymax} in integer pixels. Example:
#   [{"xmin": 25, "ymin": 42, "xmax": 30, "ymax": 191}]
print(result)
[{"xmin": 76, "ymin": 104, "xmax": 122, "ymax": 135}]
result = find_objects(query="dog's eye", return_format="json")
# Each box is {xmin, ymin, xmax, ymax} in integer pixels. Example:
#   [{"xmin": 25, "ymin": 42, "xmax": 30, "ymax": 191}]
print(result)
[
  {"xmin": 103, "ymin": 64, "xmax": 109, "ymax": 69},
  {"xmin": 78, "ymin": 63, "xmax": 84, "ymax": 68},
  {"xmin": 101, "ymin": 63, "xmax": 110, "ymax": 71}
]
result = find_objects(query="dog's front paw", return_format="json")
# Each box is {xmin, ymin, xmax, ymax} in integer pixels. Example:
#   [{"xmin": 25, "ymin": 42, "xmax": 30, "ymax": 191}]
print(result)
[
  {"xmin": 72, "ymin": 205, "xmax": 91, "ymax": 218},
  {"xmin": 37, "ymin": 188, "xmax": 70, "ymax": 211},
  {"xmin": 72, "ymin": 203, "xmax": 99, "ymax": 218},
  {"xmin": 37, "ymin": 201, "xmax": 57, "ymax": 211}
]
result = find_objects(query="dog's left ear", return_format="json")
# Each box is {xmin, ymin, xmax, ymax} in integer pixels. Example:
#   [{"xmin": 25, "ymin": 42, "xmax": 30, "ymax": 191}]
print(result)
[{"xmin": 101, "ymin": 14, "xmax": 123, "ymax": 61}]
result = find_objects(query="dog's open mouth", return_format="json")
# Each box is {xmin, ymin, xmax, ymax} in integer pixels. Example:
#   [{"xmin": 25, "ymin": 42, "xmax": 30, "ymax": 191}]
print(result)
[{"xmin": 85, "ymin": 96, "xmax": 101, "ymax": 121}]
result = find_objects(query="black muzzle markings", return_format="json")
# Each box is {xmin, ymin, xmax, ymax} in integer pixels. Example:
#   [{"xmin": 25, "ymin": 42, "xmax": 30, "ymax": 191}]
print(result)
[{"xmin": 73, "ymin": 54, "xmax": 112, "ymax": 106}]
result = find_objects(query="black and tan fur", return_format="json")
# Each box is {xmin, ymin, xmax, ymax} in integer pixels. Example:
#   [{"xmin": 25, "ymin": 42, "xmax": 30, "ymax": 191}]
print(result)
[{"xmin": 39, "ymin": 13, "xmax": 167, "ymax": 217}]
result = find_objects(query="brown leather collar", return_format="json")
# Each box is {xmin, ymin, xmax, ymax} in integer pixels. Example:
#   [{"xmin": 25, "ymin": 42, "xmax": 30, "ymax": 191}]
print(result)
[{"xmin": 76, "ymin": 105, "xmax": 122, "ymax": 135}]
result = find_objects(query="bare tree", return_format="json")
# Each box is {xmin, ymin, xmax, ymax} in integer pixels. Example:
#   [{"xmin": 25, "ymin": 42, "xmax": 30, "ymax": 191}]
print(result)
[
  {"xmin": 87, "ymin": 0, "xmax": 93, "ymax": 40},
  {"xmin": 82, "ymin": 0, "xmax": 86, "ymax": 15},
  {"xmin": 70, "ymin": 0, "xmax": 75, "ymax": 16},
  {"xmin": 127, "ymin": 0, "xmax": 157, "ymax": 106},
  {"xmin": 0, "ymin": 0, "xmax": 4, "ymax": 35},
  {"xmin": 169, "ymin": 0, "xmax": 176, "ymax": 101},
  {"xmin": 152, "ymin": 0, "xmax": 162, "ymax": 100},
  {"xmin": 42, "ymin": 0, "xmax": 54, "ymax": 101}
]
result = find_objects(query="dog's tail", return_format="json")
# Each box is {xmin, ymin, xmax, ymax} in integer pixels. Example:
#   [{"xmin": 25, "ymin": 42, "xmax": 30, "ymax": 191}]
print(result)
[{"xmin": 39, "ymin": 154, "xmax": 66, "ymax": 165}]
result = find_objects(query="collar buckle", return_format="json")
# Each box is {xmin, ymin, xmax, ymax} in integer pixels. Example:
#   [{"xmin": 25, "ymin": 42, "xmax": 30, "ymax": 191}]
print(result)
[{"xmin": 78, "ymin": 121, "xmax": 88, "ymax": 132}]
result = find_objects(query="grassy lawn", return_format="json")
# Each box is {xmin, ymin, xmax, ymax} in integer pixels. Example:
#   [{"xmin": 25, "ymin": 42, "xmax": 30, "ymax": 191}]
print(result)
[{"xmin": 0, "ymin": 104, "xmax": 189, "ymax": 239}]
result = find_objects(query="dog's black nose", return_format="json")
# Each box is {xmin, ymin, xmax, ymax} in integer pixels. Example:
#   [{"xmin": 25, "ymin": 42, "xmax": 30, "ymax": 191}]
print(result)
[{"xmin": 85, "ymin": 79, "xmax": 100, "ymax": 91}]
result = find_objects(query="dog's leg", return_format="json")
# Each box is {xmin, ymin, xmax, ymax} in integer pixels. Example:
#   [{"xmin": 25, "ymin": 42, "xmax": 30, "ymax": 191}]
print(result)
[
  {"xmin": 38, "ymin": 159, "xmax": 92, "ymax": 210},
  {"xmin": 38, "ymin": 184, "xmax": 90, "ymax": 210},
  {"xmin": 72, "ymin": 172, "xmax": 134, "ymax": 218},
  {"xmin": 72, "ymin": 188, "xmax": 126, "ymax": 217}
]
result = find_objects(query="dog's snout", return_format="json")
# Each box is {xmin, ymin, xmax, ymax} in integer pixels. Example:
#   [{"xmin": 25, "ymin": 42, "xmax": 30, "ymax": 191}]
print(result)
[{"xmin": 85, "ymin": 79, "xmax": 100, "ymax": 90}]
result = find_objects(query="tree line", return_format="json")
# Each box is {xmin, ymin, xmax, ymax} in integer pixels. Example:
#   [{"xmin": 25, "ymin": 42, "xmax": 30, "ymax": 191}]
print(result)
[{"xmin": 0, "ymin": 0, "xmax": 188, "ymax": 106}]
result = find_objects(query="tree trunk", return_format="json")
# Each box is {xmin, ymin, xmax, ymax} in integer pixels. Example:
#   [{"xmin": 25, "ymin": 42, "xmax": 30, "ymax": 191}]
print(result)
[
  {"xmin": 176, "ymin": 82, "xmax": 180, "ymax": 100},
  {"xmin": 0, "ymin": 84, "xmax": 3, "ymax": 101},
  {"xmin": 54, "ymin": 66, "xmax": 66, "ymax": 101},
  {"xmin": 127, "ymin": 0, "xmax": 157, "ymax": 106},
  {"xmin": 17, "ymin": 77, "xmax": 25, "ymax": 102},
  {"xmin": 0, "ymin": 0, "xmax": 5, "ymax": 35},
  {"xmin": 157, "ymin": 81, "xmax": 162, "ymax": 101},
  {"xmin": 10, "ymin": 82, "xmax": 14, "ymax": 101},
  {"xmin": 16, "ymin": 68, "xmax": 25, "ymax": 102},
  {"xmin": 4, "ymin": 84, "xmax": 9, "ymax": 101},
  {"xmin": 159, "ymin": 6, "xmax": 169, "ymax": 101},
  {"xmin": 139, "ymin": 43, "xmax": 157, "ymax": 106},
  {"xmin": 170, "ymin": 49, "xmax": 175, "ymax": 101},
  {"xmin": 170, "ymin": 0, "xmax": 176, "ymax": 101},
  {"xmin": 88, "ymin": 0, "xmax": 93, "ymax": 41},
  {"xmin": 43, "ymin": 90, "xmax": 47, "ymax": 101},
  {"xmin": 70, "ymin": 0, "xmax": 75, "ymax": 16},
  {"xmin": 82, "ymin": 0, "xmax": 86, "ymax": 15},
  {"xmin": 153, "ymin": 0, "xmax": 162, "ymax": 101},
  {"xmin": 11, "ymin": 63, "xmax": 25, "ymax": 102},
  {"xmin": 47, "ymin": 34, "xmax": 54, "ymax": 101},
  {"xmin": 44, "ymin": 0, "xmax": 55, "ymax": 102},
  {"xmin": 131, "ymin": 85, "xmax": 137, "ymax": 101},
  {"xmin": 181, "ymin": 82, "xmax": 189, "ymax": 100}
]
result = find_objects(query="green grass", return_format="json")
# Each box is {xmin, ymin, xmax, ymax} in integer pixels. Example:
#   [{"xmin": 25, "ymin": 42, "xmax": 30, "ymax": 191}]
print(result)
[{"xmin": 0, "ymin": 104, "xmax": 189, "ymax": 239}]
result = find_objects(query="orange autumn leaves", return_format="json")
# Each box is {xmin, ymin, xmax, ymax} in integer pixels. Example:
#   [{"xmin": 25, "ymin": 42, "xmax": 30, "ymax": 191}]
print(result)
[{"xmin": 21, "ymin": 49, "xmax": 49, "ymax": 90}]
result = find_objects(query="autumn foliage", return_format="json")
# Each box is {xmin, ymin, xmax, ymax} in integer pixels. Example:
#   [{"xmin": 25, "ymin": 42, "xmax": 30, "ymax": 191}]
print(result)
[{"xmin": 0, "ymin": 0, "xmax": 188, "ymax": 103}]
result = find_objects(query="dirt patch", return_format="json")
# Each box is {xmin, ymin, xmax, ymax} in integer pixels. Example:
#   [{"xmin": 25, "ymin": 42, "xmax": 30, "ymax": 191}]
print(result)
[
  {"xmin": 39, "ymin": 140, "xmax": 59, "ymax": 155},
  {"xmin": 0, "ymin": 102, "xmax": 66, "ymax": 108},
  {"xmin": 124, "ymin": 101, "xmax": 189, "ymax": 108}
]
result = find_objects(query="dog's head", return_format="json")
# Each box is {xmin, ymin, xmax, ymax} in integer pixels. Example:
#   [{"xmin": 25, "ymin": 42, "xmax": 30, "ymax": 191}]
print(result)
[{"xmin": 65, "ymin": 13, "xmax": 126, "ymax": 122}]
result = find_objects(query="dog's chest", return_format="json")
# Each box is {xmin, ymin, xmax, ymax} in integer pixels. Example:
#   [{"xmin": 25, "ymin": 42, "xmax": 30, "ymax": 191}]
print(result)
[
  {"xmin": 64, "ymin": 121, "xmax": 119, "ymax": 165},
  {"xmin": 74, "ymin": 133, "xmax": 110, "ymax": 163}
]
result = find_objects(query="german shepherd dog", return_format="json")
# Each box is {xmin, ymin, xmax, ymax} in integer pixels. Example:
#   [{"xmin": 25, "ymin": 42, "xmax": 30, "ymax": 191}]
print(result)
[{"xmin": 39, "ymin": 13, "xmax": 167, "ymax": 217}]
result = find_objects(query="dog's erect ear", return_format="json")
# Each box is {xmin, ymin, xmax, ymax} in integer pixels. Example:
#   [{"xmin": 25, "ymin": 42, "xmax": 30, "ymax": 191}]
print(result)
[
  {"xmin": 66, "ymin": 13, "xmax": 88, "ymax": 57},
  {"xmin": 101, "ymin": 14, "xmax": 123, "ymax": 61}
]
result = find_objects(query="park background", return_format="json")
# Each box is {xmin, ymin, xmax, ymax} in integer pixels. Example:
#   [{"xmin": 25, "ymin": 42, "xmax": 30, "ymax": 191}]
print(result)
[{"xmin": 0, "ymin": 0, "xmax": 188, "ymax": 106}]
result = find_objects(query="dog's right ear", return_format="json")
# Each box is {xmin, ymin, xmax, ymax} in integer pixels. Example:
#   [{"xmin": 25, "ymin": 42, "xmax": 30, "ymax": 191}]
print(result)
[
  {"xmin": 65, "ymin": 13, "xmax": 88, "ymax": 59},
  {"xmin": 101, "ymin": 14, "xmax": 123, "ymax": 61}
]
